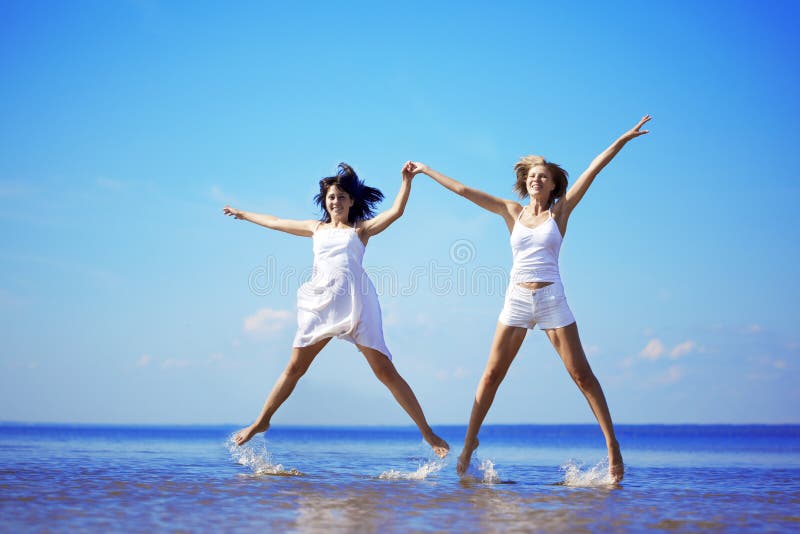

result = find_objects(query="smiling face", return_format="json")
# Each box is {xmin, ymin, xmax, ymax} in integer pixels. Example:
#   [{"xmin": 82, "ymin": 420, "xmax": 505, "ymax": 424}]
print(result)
[
  {"xmin": 325, "ymin": 184, "xmax": 354, "ymax": 221},
  {"xmin": 526, "ymin": 164, "xmax": 556, "ymax": 200}
]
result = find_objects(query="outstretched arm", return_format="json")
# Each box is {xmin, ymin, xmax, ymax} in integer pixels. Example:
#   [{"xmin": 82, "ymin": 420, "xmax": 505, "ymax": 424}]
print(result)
[
  {"xmin": 360, "ymin": 161, "xmax": 416, "ymax": 238},
  {"xmin": 412, "ymin": 162, "xmax": 520, "ymax": 230},
  {"xmin": 222, "ymin": 206, "xmax": 316, "ymax": 237},
  {"xmin": 559, "ymin": 115, "xmax": 651, "ymax": 219}
]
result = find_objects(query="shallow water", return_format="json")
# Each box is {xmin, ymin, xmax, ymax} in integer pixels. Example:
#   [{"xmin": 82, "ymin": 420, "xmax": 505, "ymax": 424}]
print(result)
[{"xmin": 1, "ymin": 424, "xmax": 798, "ymax": 532}]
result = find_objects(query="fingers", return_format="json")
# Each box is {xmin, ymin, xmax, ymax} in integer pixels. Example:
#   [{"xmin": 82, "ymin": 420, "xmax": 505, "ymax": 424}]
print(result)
[
  {"xmin": 635, "ymin": 114, "xmax": 652, "ymax": 130},
  {"xmin": 222, "ymin": 205, "xmax": 242, "ymax": 218},
  {"xmin": 403, "ymin": 160, "xmax": 426, "ymax": 177},
  {"xmin": 406, "ymin": 161, "xmax": 426, "ymax": 175}
]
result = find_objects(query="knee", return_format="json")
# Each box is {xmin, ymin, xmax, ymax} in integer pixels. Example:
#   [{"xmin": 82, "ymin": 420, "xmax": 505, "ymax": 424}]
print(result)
[
  {"xmin": 569, "ymin": 366, "xmax": 596, "ymax": 391},
  {"xmin": 284, "ymin": 361, "xmax": 309, "ymax": 380},
  {"xmin": 372, "ymin": 361, "xmax": 397, "ymax": 384},
  {"xmin": 481, "ymin": 367, "xmax": 506, "ymax": 390}
]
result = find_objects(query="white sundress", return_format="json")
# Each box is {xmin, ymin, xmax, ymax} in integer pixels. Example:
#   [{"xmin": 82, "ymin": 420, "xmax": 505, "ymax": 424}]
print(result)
[{"xmin": 292, "ymin": 222, "xmax": 392, "ymax": 360}]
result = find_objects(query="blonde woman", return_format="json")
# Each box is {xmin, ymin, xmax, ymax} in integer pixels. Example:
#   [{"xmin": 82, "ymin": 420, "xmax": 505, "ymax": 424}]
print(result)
[{"xmin": 412, "ymin": 116, "xmax": 651, "ymax": 481}]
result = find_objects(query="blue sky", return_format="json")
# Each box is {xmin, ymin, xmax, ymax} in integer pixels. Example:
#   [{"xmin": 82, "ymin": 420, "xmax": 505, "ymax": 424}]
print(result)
[{"xmin": 1, "ymin": 0, "xmax": 799, "ymax": 425}]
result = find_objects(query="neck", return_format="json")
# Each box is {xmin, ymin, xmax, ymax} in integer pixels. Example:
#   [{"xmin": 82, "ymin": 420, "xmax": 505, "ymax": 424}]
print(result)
[
  {"xmin": 328, "ymin": 214, "xmax": 351, "ymax": 226},
  {"xmin": 528, "ymin": 197, "xmax": 550, "ymax": 215}
]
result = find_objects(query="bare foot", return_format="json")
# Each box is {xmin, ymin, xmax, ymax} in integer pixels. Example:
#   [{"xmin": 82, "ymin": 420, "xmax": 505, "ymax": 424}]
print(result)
[
  {"xmin": 456, "ymin": 437, "xmax": 479, "ymax": 476},
  {"xmin": 233, "ymin": 422, "xmax": 269, "ymax": 446},
  {"xmin": 609, "ymin": 441, "xmax": 624, "ymax": 483},
  {"xmin": 426, "ymin": 433, "xmax": 450, "ymax": 458}
]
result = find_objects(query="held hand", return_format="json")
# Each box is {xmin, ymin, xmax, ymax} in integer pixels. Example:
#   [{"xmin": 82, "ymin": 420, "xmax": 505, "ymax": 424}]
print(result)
[
  {"xmin": 401, "ymin": 160, "xmax": 415, "ymax": 181},
  {"xmin": 402, "ymin": 160, "xmax": 427, "ymax": 180},
  {"xmin": 223, "ymin": 205, "xmax": 245, "ymax": 219},
  {"xmin": 406, "ymin": 161, "xmax": 430, "ymax": 176},
  {"xmin": 622, "ymin": 115, "xmax": 652, "ymax": 142}
]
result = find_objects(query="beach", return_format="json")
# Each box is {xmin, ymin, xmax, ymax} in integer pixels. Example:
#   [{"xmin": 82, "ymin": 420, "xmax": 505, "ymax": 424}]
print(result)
[{"xmin": 2, "ymin": 424, "xmax": 798, "ymax": 532}]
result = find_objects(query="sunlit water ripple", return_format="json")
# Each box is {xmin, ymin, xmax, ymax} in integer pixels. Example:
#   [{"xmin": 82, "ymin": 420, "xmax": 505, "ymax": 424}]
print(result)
[{"xmin": 1, "ymin": 424, "xmax": 798, "ymax": 532}]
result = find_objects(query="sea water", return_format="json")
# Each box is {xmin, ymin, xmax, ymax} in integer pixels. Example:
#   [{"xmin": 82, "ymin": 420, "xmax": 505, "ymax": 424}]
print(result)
[{"xmin": 1, "ymin": 424, "xmax": 798, "ymax": 532}]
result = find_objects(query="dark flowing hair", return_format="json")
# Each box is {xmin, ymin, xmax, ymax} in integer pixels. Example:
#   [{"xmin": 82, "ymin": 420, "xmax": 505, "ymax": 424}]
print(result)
[{"xmin": 314, "ymin": 163, "xmax": 384, "ymax": 223}]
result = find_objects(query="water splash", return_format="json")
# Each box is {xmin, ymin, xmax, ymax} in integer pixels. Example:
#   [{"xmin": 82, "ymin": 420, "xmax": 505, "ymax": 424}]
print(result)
[
  {"xmin": 227, "ymin": 436, "xmax": 302, "ymax": 476},
  {"xmin": 560, "ymin": 459, "xmax": 615, "ymax": 486},
  {"xmin": 379, "ymin": 459, "xmax": 443, "ymax": 480},
  {"xmin": 460, "ymin": 457, "xmax": 502, "ymax": 484},
  {"xmin": 477, "ymin": 458, "xmax": 501, "ymax": 484}
]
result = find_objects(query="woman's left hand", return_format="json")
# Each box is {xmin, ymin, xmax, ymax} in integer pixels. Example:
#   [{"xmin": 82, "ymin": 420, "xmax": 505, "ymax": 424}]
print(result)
[
  {"xmin": 402, "ymin": 160, "xmax": 424, "ymax": 180},
  {"xmin": 623, "ymin": 115, "xmax": 652, "ymax": 141}
]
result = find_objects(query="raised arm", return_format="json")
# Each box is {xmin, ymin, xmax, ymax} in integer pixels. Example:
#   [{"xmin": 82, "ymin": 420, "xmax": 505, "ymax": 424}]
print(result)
[
  {"xmin": 222, "ymin": 206, "xmax": 317, "ymax": 237},
  {"xmin": 412, "ymin": 162, "xmax": 520, "ymax": 230},
  {"xmin": 559, "ymin": 115, "xmax": 651, "ymax": 219},
  {"xmin": 360, "ymin": 161, "xmax": 416, "ymax": 238}
]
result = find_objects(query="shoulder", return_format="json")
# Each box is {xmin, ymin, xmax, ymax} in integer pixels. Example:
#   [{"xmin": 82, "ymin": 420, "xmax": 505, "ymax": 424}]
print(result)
[
  {"xmin": 353, "ymin": 221, "xmax": 370, "ymax": 245},
  {"xmin": 506, "ymin": 201, "xmax": 524, "ymax": 219},
  {"xmin": 500, "ymin": 201, "xmax": 523, "ymax": 232},
  {"xmin": 551, "ymin": 198, "xmax": 571, "ymax": 221}
]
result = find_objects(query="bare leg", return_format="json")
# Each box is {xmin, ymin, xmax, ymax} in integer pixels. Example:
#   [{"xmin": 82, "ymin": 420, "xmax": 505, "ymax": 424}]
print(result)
[
  {"xmin": 234, "ymin": 338, "xmax": 331, "ymax": 446},
  {"xmin": 545, "ymin": 322, "xmax": 623, "ymax": 482},
  {"xmin": 457, "ymin": 323, "xmax": 527, "ymax": 475},
  {"xmin": 359, "ymin": 345, "xmax": 450, "ymax": 458}
]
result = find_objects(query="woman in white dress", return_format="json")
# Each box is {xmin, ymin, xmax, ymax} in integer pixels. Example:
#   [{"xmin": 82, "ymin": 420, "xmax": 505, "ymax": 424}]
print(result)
[
  {"xmin": 412, "ymin": 116, "xmax": 651, "ymax": 481},
  {"xmin": 223, "ymin": 162, "xmax": 449, "ymax": 457}
]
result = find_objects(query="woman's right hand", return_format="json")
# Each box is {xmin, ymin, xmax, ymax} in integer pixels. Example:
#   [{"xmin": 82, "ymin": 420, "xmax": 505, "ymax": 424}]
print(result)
[
  {"xmin": 406, "ymin": 161, "xmax": 430, "ymax": 176},
  {"xmin": 223, "ymin": 205, "xmax": 244, "ymax": 219}
]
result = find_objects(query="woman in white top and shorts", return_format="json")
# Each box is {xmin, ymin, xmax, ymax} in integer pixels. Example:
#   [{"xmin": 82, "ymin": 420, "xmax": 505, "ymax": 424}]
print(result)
[
  {"xmin": 412, "ymin": 116, "xmax": 651, "ymax": 481},
  {"xmin": 223, "ymin": 162, "xmax": 449, "ymax": 457}
]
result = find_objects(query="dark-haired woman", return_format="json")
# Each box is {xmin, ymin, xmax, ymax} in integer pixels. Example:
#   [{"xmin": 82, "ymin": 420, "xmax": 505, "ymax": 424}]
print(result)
[
  {"xmin": 412, "ymin": 116, "xmax": 651, "ymax": 481},
  {"xmin": 223, "ymin": 162, "xmax": 449, "ymax": 457}
]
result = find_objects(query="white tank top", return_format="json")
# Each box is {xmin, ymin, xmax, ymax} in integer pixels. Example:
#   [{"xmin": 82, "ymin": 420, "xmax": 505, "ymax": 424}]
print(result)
[
  {"xmin": 509, "ymin": 207, "xmax": 563, "ymax": 284},
  {"xmin": 311, "ymin": 221, "xmax": 366, "ymax": 277}
]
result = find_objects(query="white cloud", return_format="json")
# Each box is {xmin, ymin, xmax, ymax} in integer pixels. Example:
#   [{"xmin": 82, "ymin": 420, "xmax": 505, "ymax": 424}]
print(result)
[
  {"xmin": 744, "ymin": 324, "xmax": 763, "ymax": 334},
  {"xmin": 210, "ymin": 185, "xmax": 237, "ymax": 205},
  {"xmin": 0, "ymin": 288, "xmax": 22, "ymax": 308},
  {"xmin": 669, "ymin": 340, "xmax": 696, "ymax": 359},
  {"xmin": 435, "ymin": 366, "xmax": 471, "ymax": 381},
  {"xmin": 655, "ymin": 365, "xmax": 684, "ymax": 385},
  {"xmin": 207, "ymin": 352, "xmax": 242, "ymax": 369},
  {"xmin": 383, "ymin": 311, "xmax": 399, "ymax": 327},
  {"xmin": 640, "ymin": 338, "xmax": 665, "ymax": 360},
  {"xmin": 5, "ymin": 360, "xmax": 40, "ymax": 370},
  {"xmin": 162, "ymin": 358, "xmax": 191, "ymax": 369},
  {"xmin": 243, "ymin": 308, "xmax": 294, "ymax": 338},
  {"xmin": 136, "ymin": 354, "xmax": 152, "ymax": 367},
  {"xmin": 585, "ymin": 345, "xmax": 602, "ymax": 356},
  {"xmin": 773, "ymin": 360, "xmax": 788, "ymax": 370},
  {"xmin": 0, "ymin": 181, "xmax": 36, "ymax": 197},
  {"xmin": 96, "ymin": 177, "xmax": 126, "ymax": 191}
]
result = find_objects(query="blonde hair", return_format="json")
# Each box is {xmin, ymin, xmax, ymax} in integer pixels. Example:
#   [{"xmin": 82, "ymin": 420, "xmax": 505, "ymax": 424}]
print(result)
[{"xmin": 513, "ymin": 155, "xmax": 568, "ymax": 207}]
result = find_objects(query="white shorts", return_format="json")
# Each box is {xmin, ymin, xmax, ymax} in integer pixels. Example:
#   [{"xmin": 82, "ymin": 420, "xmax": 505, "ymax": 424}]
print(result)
[{"xmin": 498, "ymin": 280, "xmax": 576, "ymax": 330}]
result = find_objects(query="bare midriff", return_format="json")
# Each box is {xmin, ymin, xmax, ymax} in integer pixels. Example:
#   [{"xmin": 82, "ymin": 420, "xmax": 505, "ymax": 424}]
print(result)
[{"xmin": 517, "ymin": 281, "xmax": 554, "ymax": 291}]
